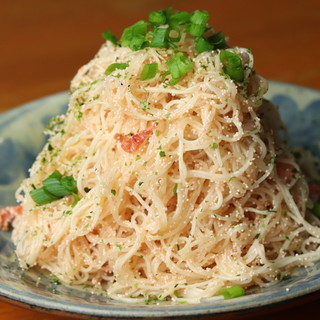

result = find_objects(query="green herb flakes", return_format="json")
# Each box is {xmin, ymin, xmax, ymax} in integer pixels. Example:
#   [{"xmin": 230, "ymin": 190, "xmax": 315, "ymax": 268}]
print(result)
[
  {"xmin": 209, "ymin": 142, "xmax": 219, "ymax": 149},
  {"xmin": 140, "ymin": 100, "xmax": 150, "ymax": 111},
  {"xmin": 173, "ymin": 183, "xmax": 178, "ymax": 195}
]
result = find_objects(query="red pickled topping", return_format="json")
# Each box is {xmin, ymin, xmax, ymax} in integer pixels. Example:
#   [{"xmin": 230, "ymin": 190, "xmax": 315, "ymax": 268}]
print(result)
[
  {"xmin": 0, "ymin": 205, "xmax": 23, "ymax": 230},
  {"xmin": 115, "ymin": 123, "xmax": 156, "ymax": 153}
]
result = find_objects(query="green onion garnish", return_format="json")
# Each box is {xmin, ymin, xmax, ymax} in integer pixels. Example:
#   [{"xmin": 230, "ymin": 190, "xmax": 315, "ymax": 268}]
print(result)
[
  {"xmin": 116, "ymin": 8, "xmax": 223, "ymax": 55},
  {"xmin": 207, "ymin": 32, "xmax": 227, "ymax": 49},
  {"xmin": 150, "ymin": 26, "xmax": 170, "ymax": 48},
  {"xmin": 130, "ymin": 35, "xmax": 147, "ymax": 51},
  {"xmin": 60, "ymin": 176, "xmax": 78, "ymax": 193},
  {"xmin": 168, "ymin": 11, "xmax": 191, "ymax": 26},
  {"xmin": 166, "ymin": 52, "xmax": 193, "ymax": 85},
  {"xmin": 105, "ymin": 63, "xmax": 129, "ymax": 76},
  {"xmin": 219, "ymin": 50, "xmax": 245, "ymax": 82},
  {"xmin": 43, "ymin": 177, "xmax": 71, "ymax": 198},
  {"xmin": 195, "ymin": 32, "xmax": 228, "ymax": 54},
  {"xmin": 101, "ymin": 8, "xmax": 229, "ymax": 86},
  {"xmin": 190, "ymin": 9, "xmax": 209, "ymax": 26},
  {"xmin": 45, "ymin": 170, "xmax": 62, "ymax": 180},
  {"xmin": 149, "ymin": 10, "xmax": 167, "ymax": 25},
  {"xmin": 218, "ymin": 285, "xmax": 245, "ymax": 299},
  {"xmin": 101, "ymin": 30, "xmax": 118, "ymax": 44},
  {"xmin": 188, "ymin": 10, "xmax": 210, "ymax": 37},
  {"xmin": 30, "ymin": 170, "xmax": 78, "ymax": 206},
  {"xmin": 30, "ymin": 187, "xmax": 58, "ymax": 205},
  {"xmin": 140, "ymin": 63, "xmax": 158, "ymax": 80},
  {"xmin": 42, "ymin": 170, "xmax": 74, "ymax": 198},
  {"xmin": 120, "ymin": 20, "xmax": 149, "ymax": 50},
  {"xmin": 312, "ymin": 203, "xmax": 320, "ymax": 217},
  {"xmin": 195, "ymin": 37, "xmax": 213, "ymax": 53},
  {"xmin": 167, "ymin": 24, "xmax": 182, "ymax": 43}
]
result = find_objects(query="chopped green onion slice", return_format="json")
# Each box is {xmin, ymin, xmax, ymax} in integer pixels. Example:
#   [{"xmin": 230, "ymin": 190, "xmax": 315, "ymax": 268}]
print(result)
[
  {"xmin": 140, "ymin": 63, "xmax": 158, "ymax": 80},
  {"xmin": 30, "ymin": 187, "xmax": 58, "ymax": 205},
  {"xmin": 218, "ymin": 285, "xmax": 245, "ymax": 299},
  {"xmin": 167, "ymin": 41, "xmax": 178, "ymax": 50},
  {"xmin": 207, "ymin": 32, "xmax": 227, "ymax": 49},
  {"xmin": 105, "ymin": 63, "xmax": 129, "ymax": 76},
  {"xmin": 312, "ymin": 203, "xmax": 320, "ymax": 217},
  {"xmin": 219, "ymin": 50, "xmax": 245, "ymax": 82},
  {"xmin": 166, "ymin": 52, "xmax": 193, "ymax": 85},
  {"xmin": 190, "ymin": 10, "xmax": 209, "ymax": 26},
  {"xmin": 129, "ymin": 34, "xmax": 147, "ymax": 51},
  {"xmin": 102, "ymin": 30, "xmax": 118, "ymax": 44},
  {"xmin": 188, "ymin": 24, "xmax": 206, "ymax": 37},
  {"xmin": 30, "ymin": 170, "xmax": 78, "ymax": 205},
  {"xmin": 168, "ymin": 24, "xmax": 181, "ymax": 43},
  {"xmin": 43, "ymin": 178, "xmax": 71, "ymax": 197},
  {"xmin": 224, "ymin": 67, "xmax": 245, "ymax": 82},
  {"xmin": 60, "ymin": 176, "xmax": 78, "ymax": 193},
  {"xmin": 120, "ymin": 20, "xmax": 149, "ymax": 50},
  {"xmin": 149, "ymin": 10, "xmax": 167, "ymax": 25},
  {"xmin": 195, "ymin": 37, "xmax": 213, "ymax": 53},
  {"xmin": 168, "ymin": 11, "xmax": 191, "ymax": 25},
  {"xmin": 45, "ymin": 170, "xmax": 62, "ymax": 181},
  {"xmin": 188, "ymin": 10, "xmax": 209, "ymax": 37},
  {"xmin": 150, "ymin": 26, "xmax": 169, "ymax": 48},
  {"xmin": 223, "ymin": 53, "xmax": 242, "ymax": 68}
]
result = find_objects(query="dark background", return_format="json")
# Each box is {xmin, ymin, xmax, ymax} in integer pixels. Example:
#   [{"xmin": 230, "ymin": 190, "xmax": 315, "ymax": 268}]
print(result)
[{"xmin": 1, "ymin": 0, "xmax": 319, "ymax": 112}]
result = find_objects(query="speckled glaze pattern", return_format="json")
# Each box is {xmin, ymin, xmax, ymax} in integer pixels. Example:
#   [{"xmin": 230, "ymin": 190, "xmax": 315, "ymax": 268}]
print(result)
[{"xmin": 0, "ymin": 82, "xmax": 319, "ymax": 318}]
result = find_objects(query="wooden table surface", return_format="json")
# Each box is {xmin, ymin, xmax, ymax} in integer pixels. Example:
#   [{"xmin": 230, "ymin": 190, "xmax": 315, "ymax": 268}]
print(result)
[{"xmin": 0, "ymin": 0, "xmax": 319, "ymax": 319}]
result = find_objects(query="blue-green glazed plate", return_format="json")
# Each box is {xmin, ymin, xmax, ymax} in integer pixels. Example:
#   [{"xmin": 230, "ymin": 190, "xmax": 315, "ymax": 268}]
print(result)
[{"xmin": 0, "ymin": 81, "xmax": 319, "ymax": 318}]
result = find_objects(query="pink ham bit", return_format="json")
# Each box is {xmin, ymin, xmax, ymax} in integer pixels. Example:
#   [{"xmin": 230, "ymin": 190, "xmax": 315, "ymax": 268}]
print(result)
[
  {"xmin": 115, "ymin": 123, "xmax": 156, "ymax": 153},
  {"xmin": 0, "ymin": 205, "xmax": 23, "ymax": 230}
]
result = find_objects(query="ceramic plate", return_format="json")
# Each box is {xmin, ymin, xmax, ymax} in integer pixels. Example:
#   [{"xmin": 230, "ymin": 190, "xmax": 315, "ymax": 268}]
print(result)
[{"xmin": 0, "ymin": 81, "xmax": 319, "ymax": 318}]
